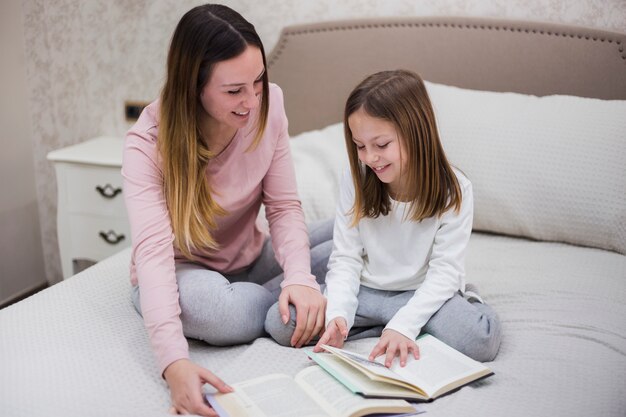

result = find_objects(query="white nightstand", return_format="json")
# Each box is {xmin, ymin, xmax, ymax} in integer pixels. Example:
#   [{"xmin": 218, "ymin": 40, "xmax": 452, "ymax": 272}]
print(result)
[{"xmin": 47, "ymin": 137, "xmax": 130, "ymax": 279}]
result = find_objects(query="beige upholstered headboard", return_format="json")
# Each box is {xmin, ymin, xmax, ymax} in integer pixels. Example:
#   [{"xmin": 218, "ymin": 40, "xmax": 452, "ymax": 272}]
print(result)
[{"xmin": 267, "ymin": 17, "xmax": 626, "ymax": 135}]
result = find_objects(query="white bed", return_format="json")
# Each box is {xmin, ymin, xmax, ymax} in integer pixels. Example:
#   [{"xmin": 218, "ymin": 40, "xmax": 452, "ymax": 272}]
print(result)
[{"xmin": 2, "ymin": 16, "xmax": 625, "ymax": 417}]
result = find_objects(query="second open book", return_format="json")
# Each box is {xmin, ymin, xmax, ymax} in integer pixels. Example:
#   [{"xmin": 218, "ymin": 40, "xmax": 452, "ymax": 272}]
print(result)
[
  {"xmin": 306, "ymin": 333, "xmax": 493, "ymax": 401},
  {"xmin": 206, "ymin": 365, "xmax": 421, "ymax": 417}
]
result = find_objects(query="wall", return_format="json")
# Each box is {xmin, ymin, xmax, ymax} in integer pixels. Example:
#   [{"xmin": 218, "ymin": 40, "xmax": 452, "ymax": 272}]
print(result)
[
  {"xmin": 0, "ymin": 0, "xmax": 46, "ymax": 303},
  {"xmin": 21, "ymin": 0, "xmax": 626, "ymax": 284}
]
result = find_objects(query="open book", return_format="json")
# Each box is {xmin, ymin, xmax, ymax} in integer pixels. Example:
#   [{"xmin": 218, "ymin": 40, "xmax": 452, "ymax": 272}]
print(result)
[
  {"xmin": 206, "ymin": 365, "xmax": 423, "ymax": 417},
  {"xmin": 306, "ymin": 334, "xmax": 493, "ymax": 401}
]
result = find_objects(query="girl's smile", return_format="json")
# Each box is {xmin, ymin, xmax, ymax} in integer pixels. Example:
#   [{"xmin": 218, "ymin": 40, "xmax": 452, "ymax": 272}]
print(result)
[{"xmin": 347, "ymin": 107, "xmax": 408, "ymax": 196}]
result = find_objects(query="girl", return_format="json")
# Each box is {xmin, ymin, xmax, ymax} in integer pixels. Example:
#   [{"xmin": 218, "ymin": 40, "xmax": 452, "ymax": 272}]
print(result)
[
  {"xmin": 123, "ymin": 4, "xmax": 332, "ymax": 416},
  {"xmin": 313, "ymin": 70, "xmax": 501, "ymax": 367}
]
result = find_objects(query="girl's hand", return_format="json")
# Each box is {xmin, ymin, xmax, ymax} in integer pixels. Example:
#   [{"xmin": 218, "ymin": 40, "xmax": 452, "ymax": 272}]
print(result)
[
  {"xmin": 369, "ymin": 329, "xmax": 420, "ymax": 368},
  {"xmin": 313, "ymin": 317, "xmax": 348, "ymax": 352},
  {"xmin": 279, "ymin": 285, "xmax": 326, "ymax": 347},
  {"xmin": 163, "ymin": 358, "xmax": 233, "ymax": 416}
]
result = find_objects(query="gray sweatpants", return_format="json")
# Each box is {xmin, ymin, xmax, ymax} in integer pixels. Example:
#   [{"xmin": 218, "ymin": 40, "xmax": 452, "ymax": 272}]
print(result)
[
  {"xmin": 131, "ymin": 219, "xmax": 334, "ymax": 346},
  {"xmin": 265, "ymin": 285, "xmax": 502, "ymax": 362}
]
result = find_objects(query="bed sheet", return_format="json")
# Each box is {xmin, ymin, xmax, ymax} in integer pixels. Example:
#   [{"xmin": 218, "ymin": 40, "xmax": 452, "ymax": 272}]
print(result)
[{"xmin": 1, "ymin": 233, "xmax": 625, "ymax": 417}]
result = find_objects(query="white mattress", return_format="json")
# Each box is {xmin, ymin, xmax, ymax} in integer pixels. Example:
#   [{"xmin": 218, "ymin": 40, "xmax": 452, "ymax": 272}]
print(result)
[{"xmin": 2, "ymin": 233, "xmax": 625, "ymax": 417}]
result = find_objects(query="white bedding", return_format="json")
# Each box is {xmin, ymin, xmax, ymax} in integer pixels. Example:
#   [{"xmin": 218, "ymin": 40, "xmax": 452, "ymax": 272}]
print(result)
[{"xmin": 2, "ymin": 233, "xmax": 625, "ymax": 416}]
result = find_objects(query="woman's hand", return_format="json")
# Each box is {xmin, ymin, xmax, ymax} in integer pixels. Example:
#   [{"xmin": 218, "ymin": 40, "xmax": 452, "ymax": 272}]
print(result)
[
  {"xmin": 313, "ymin": 317, "xmax": 348, "ymax": 352},
  {"xmin": 369, "ymin": 329, "xmax": 420, "ymax": 368},
  {"xmin": 163, "ymin": 358, "xmax": 233, "ymax": 416},
  {"xmin": 279, "ymin": 285, "xmax": 326, "ymax": 347}
]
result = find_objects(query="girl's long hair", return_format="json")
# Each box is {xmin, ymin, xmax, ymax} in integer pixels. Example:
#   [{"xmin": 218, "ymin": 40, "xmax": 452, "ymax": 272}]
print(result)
[
  {"xmin": 158, "ymin": 4, "xmax": 269, "ymax": 258},
  {"xmin": 344, "ymin": 69, "xmax": 461, "ymax": 226}
]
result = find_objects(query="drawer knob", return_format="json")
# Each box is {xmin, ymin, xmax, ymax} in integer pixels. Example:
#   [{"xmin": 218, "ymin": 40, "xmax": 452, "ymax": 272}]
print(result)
[
  {"xmin": 99, "ymin": 230, "xmax": 126, "ymax": 245},
  {"xmin": 95, "ymin": 184, "xmax": 122, "ymax": 199}
]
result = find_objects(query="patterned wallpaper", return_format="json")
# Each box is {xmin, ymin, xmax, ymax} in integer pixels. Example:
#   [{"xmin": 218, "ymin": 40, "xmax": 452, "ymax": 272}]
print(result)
[{"xmin": 22, "ymin": 0, "xmax": 626, "ymax": 284}]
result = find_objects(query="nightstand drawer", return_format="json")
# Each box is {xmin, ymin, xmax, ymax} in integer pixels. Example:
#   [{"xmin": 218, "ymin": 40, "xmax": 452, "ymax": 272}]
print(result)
[
  {"xmin": 64, "ymin": 163, "xmax": 126, "ymax": 216},
  {"xmin": 68, "ymin": 214, "xmax": 131, "ymax": 261},
  {"xmin": 48, "ymin": 136, "xmax": 127, "ymax": 278}
]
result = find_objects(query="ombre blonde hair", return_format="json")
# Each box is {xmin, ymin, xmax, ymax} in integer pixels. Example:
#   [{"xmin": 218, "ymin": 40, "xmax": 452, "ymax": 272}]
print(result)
[
  {"xmin": 344, "ymin": 70, "xmax": 461, "ymax": 226},
  {"xmin": 158, "ymin": 4, "xmax": 269, "ymax": 258}
]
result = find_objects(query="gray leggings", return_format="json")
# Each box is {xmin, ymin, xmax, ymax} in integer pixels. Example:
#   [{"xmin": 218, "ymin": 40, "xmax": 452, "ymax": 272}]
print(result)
[
  {"xmin": 266, "ymin": 285, "xmax": 502, "ymax": 362},
  {"xmin": 131, "ymin": 219, "xmax": 334, "ymax": 346}
]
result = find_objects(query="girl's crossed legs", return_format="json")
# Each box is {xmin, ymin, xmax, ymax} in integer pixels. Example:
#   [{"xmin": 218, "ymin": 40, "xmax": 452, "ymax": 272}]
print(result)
[
  {"xmin": 267, "ymin": 285, "xmax": 502, "ymax": 362},
  {"xmin": 350, "ymin": 286, "xmax": 502, "ymax": 362}
]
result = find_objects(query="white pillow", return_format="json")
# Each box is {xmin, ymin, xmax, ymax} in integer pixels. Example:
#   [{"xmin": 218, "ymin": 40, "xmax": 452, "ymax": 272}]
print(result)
[
  {"xmin": 426, "ymin": 81, "xmax": 626, "ymax": 255},
  {"xmin": 289, "ymin": 122, "xmax": 347, "ymax": 223},
  {"xmin": 285, "ymin": 83, "xmax": 626, "ymax": 255}
]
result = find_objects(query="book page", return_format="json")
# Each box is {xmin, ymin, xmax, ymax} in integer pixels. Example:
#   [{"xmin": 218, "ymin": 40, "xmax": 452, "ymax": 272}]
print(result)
[
  {"xmin": 322, "ymin": 345, "xmax": 422, "ymax": 392},
  {"xmin": 306, "ymin": 350, "xmax": 426, "ymax": 400},
  {"xmin": 208, "ymin": 373, "xmax": 329, "ymax": 417},
  {"xmin": 295, "ymin": 365, "xmax": 414, "ymax": 417},
  {"xmin": 323, "ymin": 334, "xmax": 491, "ymax": 398},
  {"xmin": 388, "ymin": 335, "xmax": 489, "ymax": 396}
]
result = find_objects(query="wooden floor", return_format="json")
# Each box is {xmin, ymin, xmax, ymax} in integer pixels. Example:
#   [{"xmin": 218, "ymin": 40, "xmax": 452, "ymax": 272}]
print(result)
[{"xmin": 0, "ymin": 282, "xmax": 49, "ymax": 310}]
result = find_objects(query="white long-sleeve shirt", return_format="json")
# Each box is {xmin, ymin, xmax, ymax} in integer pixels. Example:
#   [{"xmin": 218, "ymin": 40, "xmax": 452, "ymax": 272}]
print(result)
[{"xmin": 325, "ymin": 168, "xmax": 474, "ymax": 341}]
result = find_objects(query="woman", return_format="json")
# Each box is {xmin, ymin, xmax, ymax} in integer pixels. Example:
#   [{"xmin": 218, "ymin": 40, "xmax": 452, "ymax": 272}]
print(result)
[{"xmin": 122, "ymin": 4, "xmax": 332, "ymax": 415}]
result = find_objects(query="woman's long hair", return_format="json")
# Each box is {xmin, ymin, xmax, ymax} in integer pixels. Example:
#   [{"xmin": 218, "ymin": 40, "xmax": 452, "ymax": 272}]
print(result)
[
  {"xmin": 158, "ymin": 4, "xmax": 269, "ymax": 258},
  {"xmin": 344, "ymin": 69, "xmax": 461, "ymax": 226}
]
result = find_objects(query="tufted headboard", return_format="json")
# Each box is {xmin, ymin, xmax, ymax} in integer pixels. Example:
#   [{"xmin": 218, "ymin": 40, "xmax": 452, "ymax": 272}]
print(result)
[
  {"xmin": 267, "ymin": 17, "xmax": 626, "ymax": 135},
  {"xmin": 266, "ymin": 17, "xmax": 626, "ymax": 254}
]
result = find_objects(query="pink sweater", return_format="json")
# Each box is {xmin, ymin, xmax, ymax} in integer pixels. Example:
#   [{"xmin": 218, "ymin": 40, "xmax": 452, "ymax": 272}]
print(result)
[{"xmin": 122, "ymin": 84, "xmax": 318, "ymax": 374}]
